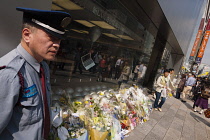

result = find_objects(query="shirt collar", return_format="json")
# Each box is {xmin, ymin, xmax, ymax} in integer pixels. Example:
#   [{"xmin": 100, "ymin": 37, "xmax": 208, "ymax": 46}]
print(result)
[{"xmin": 17, "ymin": 44, "xmax": 40, "ymax": 73}]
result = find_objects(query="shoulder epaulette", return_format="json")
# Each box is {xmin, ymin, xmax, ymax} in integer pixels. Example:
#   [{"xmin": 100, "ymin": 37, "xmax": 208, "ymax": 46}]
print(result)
[
  {"xmin": 1, "ymin": 56, "xmax": 25, "ymax": 81},
  {"xmin": 0, "ymin": 66, "xmax": 6, "ymax": 70}
]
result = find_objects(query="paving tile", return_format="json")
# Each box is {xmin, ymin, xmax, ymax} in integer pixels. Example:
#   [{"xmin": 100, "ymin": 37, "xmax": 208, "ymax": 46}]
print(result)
[
  {"xmin": 170, "ymin": 118, "xmax": 184, "ymax": 132},
  {"xmin": 175, "ymin": 113, "xmax": 186, "ymax": 121},
  {"xmin": 180, "ymin": 136, "xmax": 193, "ymax": 140},
  {"xmin": 176, "ymin": 109, "xmax": 187, "ymax": 116},
  {"xmin": 194, "ymin": 122, "xmax": 208, "ymax": 140},
  {"xmin": 206, "ymin": 125, "xmax": 210, "ymax": 139},
  {"xmin": 181, "ymin": 122, "xmax": 195, "ymax": 140},
  {"xmin": 126, "ymin": 96, "xmax": 210, "ymax": 140},
  {"xmin": 164, "ymin": 109, "xmax": 177, "ymax": 117},
  {"xmin": 157, "ymin": 116, "xmax": 174, "ymax": 129},
  {"xmin": 162, "ymin": 103, "xmax": 171, "ymax": 110},
  {"xmin": 179, "ymin": 103, "xmax": 188, "ymax": 112},
  {"xmin": 163, "ymin": 128, "xmax": 181, "ymax": 140},
  {"xmin": 169, "ymin": 104, "xmax": 179, "ymax": 111},
  {"xmin": 146, "ymin": 118, "xmax": 158, "ymax": 127},
  {"xmin": 144, "ymin": 132, "xmax": 159, "ymax": 140},
  {"xmin": 124, "ymin": 129, "xmax": 146, "ymax": 140},
  {"xmin": 189, "ymin": 112, "xmax": 210, "ymax": 127},
  {"xmin": 150, "ymin": 112, "xmax": 163, "ymax": 122},
  {"xmin": 124, "ymin": 131, "xmax": 139, "ymax": 140},
  {"xmin": 135, "ymin": 123, "xmax": 153, "ymax": 135},
  {"xmin": 151, "ymin": 124, "xmax": 167, "ymax": 140},
  {"xmin": 132, "ymin": 130, "xmax": 146, "ymax": 140}
]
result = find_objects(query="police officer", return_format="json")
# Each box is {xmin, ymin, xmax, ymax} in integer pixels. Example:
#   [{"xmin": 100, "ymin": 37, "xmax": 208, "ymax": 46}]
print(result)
[{"xmin": 0, "ymin": 7, "xmax": 71, "ymax": 139}]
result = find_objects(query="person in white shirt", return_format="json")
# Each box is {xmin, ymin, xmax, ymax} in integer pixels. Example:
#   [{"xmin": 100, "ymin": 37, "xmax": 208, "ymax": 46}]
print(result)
[
  {"xmin": 137, "ymin": 64, "xmax": 147, "ymax": 84},
  {"xmin": 154, "ymin": 69, "xmax": 171, "ymax": 112},
  {"xmin": 114, "ymin": 57, "xmax": 123, "ymax": 79},
  {"xmin": 167, "ymin": 68, "xmax": 175, "ymax": 95},
  {"xmin": 140, "ymin": 64, "xmax": 147, "ymax": 79},
  {"xmin": 133, "ymin": 61, "xmax": 140, "ymax": 81}
]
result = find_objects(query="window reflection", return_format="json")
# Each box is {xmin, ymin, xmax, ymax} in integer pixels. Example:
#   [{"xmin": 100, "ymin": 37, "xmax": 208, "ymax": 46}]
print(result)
[{"xmin": 50, "ymin": 0, "xmax": 155, "ymax": 93}]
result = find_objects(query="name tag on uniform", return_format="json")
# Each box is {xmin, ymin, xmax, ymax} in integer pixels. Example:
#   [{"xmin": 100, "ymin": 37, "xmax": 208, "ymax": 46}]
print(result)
[{"xmin": 23, "ymin": 84, "xmax": 38, "ymax": 98}]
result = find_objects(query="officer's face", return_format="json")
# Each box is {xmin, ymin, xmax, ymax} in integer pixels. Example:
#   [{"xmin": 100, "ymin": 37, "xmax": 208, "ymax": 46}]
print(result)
[{"xmin": 25, "ymin": 27, "xmax": 61, "ymax": 62}]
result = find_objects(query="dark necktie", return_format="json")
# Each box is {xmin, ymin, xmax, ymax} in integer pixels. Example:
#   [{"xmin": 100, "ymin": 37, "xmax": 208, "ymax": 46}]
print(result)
[{"xmin": 40, "ymin": 65, "xmax": 50, "ymax": 139}]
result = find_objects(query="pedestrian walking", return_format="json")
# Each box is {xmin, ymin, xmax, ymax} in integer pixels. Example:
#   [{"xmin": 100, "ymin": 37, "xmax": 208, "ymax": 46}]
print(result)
[
  {"xmin": 133, "ymin": 61, "xmax": 140, "ymax": 81},
  {"xmin": 137, "ymin": 64, "xmax": 147, "ymax": 84},
  {"xmin": 118, "ymin": 61, "xmax": 131, "ymax": 88},
  {"xmin": 168, "ymin": 68, "xmax": 175, "ymax": 96},
  {"xmin": 192, "ymin": 78, "xmax": 203, "ymax": 109},
  {"xmin": 153, "ymin": 69, "xmax": 171, "ymax": 112},
  {"xmin": 194, "ymin": 81, "xmax": 210, "ymax": 114},
  {"xmin": 175, "ymin": 74, "xmax": 186, "ymax": 99},
  {"xmin": 0, "ymin": 7, "xmax": 71, "ymax": 139},
  {"xmin": 97, "ymin": 55, "xmax": 107, "ymax": 82},
  {"xmin": 114, "ymin": 57, "xmax": 124, "ymax": 79},
  {"xmin": 181, "ymin": 73, "xmax": 196, "ymax": 102},
  {"xmin": 73, "ymin": 46, "xmax": 83, "ymax": 74}
]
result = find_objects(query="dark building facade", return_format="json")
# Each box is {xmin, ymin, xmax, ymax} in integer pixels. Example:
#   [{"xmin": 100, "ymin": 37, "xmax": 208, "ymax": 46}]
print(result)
[{"xmin": 0, "ymin": 0, "xmax": 206, "ymax": 91}]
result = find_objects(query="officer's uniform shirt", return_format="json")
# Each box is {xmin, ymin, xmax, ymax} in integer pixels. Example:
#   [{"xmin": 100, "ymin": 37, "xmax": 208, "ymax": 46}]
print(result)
[{"xmin": 0, "ymin": 44, "xmax": 51, "ymax": 140}]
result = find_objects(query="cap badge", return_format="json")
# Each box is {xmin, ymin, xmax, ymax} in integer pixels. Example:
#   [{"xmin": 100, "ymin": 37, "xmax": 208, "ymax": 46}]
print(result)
[{"xmin": 61, "ymin": 17, "xmax": 71, "ymax": 28}]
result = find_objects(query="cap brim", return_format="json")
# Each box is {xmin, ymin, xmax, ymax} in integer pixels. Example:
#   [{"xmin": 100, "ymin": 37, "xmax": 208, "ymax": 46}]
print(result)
[{"xmin": 43, "ymin": 28, "xmax": 66, "ymax": 40}]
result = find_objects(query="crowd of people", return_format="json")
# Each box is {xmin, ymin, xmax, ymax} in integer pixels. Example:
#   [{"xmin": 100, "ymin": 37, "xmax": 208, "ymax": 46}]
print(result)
[
  {"xmin": 72, "ymin": 47, "xmax": 148, "ymax": 87},
  {"xmin": 153, "ymin": 68, "xmax": 210, "ymax": 115}
]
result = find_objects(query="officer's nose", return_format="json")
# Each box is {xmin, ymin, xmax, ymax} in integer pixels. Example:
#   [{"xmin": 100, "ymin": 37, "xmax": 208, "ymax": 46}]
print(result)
[{"xmin": 53, "ymin": 40, "xmax": 61, "ymax": 51}]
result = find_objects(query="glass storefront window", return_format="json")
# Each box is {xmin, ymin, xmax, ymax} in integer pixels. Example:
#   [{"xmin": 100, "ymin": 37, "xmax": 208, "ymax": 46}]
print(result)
[{"xmin": 50, "ymin": 0, "xmax": 155, "ymax": 96}]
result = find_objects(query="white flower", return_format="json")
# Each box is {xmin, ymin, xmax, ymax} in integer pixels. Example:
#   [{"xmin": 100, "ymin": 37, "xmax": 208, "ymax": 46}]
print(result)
[
  {"xmin": 107, "ymin": 122, "xmax": 111, "ymax": 126},
  {"xmin": 84, "ymin": 95, "xmax": 91, "ymax": 101},
  {"xmin": 92, "ymin": 126, "xmax": 96, "ymax": 129},
  {"xmin": 51, "ymin": 107, "xmax": 63, "ymax": 128},
  {"xmin": 58, "ymin": 126, "xmax": 70, "ymax": 140},
  {"xmin": 71, "ymin": 132, "xmax": 76, "ymax": 137}
]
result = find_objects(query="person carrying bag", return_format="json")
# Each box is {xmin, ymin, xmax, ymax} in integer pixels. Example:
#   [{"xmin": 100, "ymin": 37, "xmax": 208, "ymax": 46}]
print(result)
[{"xmin": 153, "ymin": 69, "xmax": 171, "ymax": 112}]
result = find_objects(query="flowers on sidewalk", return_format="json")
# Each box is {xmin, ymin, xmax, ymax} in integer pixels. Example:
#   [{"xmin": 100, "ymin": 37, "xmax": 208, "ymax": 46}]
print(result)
[{"xmin": 50, "ymin": 85, "xmax": 152, "ymax": 140}]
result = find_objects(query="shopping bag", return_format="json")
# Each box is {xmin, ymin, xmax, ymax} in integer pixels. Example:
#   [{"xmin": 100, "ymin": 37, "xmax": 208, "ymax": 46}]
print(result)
[{"xmin": 204, "ymin": 108, "xmax": 210, "ymax": 118}]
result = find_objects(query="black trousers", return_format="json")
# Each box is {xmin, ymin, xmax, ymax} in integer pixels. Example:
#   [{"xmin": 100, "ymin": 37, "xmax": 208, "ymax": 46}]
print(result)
[
  {"xmin": 73, "ymin": 61, "xmax": 82, "ymax": 73},
  {"xmin": 175, "ymin": 88, "xmax": 182, "ymax": 99}
]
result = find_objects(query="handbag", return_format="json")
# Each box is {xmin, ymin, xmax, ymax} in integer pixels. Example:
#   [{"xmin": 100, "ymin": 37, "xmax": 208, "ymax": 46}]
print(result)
[{"xmin": 204, "ymin": 108, "xmax": 210, "ymax": 118}]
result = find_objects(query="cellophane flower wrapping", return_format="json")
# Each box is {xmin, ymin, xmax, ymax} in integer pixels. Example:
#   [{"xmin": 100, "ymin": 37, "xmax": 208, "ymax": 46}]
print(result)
[{"xmin": 50, "ymin": 85, "xmax": 152, "ymax": 140}]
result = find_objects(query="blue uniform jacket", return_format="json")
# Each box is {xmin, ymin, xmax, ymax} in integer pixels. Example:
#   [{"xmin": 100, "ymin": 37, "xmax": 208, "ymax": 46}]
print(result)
[{"xmin": 0, "ymin": 44, "xmax": 52, "ymax": 140}]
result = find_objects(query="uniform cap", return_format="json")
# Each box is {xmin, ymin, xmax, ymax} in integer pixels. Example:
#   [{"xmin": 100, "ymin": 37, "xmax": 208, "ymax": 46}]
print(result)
[{"xmin": 16, "ymin": 7, "xmax": 71, "ymax": 39}]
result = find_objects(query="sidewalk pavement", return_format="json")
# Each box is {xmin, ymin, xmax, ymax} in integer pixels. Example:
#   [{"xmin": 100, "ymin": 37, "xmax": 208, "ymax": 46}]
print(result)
[{"xmin": 125, "ymin": 96, "xmax": 210, "ymax": 140}]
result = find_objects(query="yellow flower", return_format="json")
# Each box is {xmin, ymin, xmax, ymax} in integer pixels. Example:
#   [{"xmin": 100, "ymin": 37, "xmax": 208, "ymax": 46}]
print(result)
[
  {"xmin": 85, "ymin": 101, "xmax": 89, "ymax": 104},
  {"xmin": 100, "ymin": 92, "xmax": 104, "ymax": 95},
  {"xmin": 59, "ymin": 97, "xmax": 66, "ymax": 104},
  {"xmin": 75, "ymin": 101, "xmax": 82, "ymax": 105}
]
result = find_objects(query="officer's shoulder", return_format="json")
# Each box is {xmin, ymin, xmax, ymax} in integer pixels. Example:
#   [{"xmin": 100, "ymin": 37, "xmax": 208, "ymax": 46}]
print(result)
[{"xmin": 0, "ymin": 49, "xmax": 25, "ymax": 80}]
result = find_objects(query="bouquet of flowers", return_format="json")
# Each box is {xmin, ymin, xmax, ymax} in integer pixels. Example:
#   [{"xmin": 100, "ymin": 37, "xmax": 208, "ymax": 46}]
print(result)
[{"xmin": 50, "ymin": 85, "xmax": 152, "ymax": 140}]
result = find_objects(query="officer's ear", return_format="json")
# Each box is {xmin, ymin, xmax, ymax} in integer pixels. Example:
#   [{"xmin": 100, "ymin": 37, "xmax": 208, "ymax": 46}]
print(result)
[{"xmin": 22, "ymin": 27, "xmax": 33, "ymax": 43}]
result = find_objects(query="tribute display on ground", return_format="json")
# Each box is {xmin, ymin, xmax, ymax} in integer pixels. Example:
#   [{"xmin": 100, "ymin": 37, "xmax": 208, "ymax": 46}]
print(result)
[{"xmin": 50, "ymin": 85, "xmax": 152, "ymax": 140}]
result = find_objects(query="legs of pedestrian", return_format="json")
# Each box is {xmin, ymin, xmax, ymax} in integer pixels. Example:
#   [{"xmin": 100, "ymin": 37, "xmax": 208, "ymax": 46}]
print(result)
[
  {"xmin": 152, "ymin": 92, "xmax": 156, "ymax": 99},
  {"xmin": 115, "ymin": 66, "xmax": 119, "ymax": 79},
  {"xmin": 154, "ymin": 92, "xmax": 161, "ymax": 110},
  {"xmin": 199, "ymin": 109, "xmax": 204, "ymax": 114},
  {"xmin": 193, "ymin": 106, "xmax": 198, "ymax": 112},
  {"xmin": 73, "ymin": 61, "xmax": 79, "ymax": 73},
  {"xmin": 181, "ymin": 91, "xmax": 186, "ymax": 102},
  {"xmin": 176, "ymin": 88, "xmax": 182, "ymax": 99},
  {"xmin": 158, "ymin": 97, "xmax": 166, "ymax": 111},
  {"xmin": 181, "ymin": 86, "xmax": 192, "ymax": 102}
]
